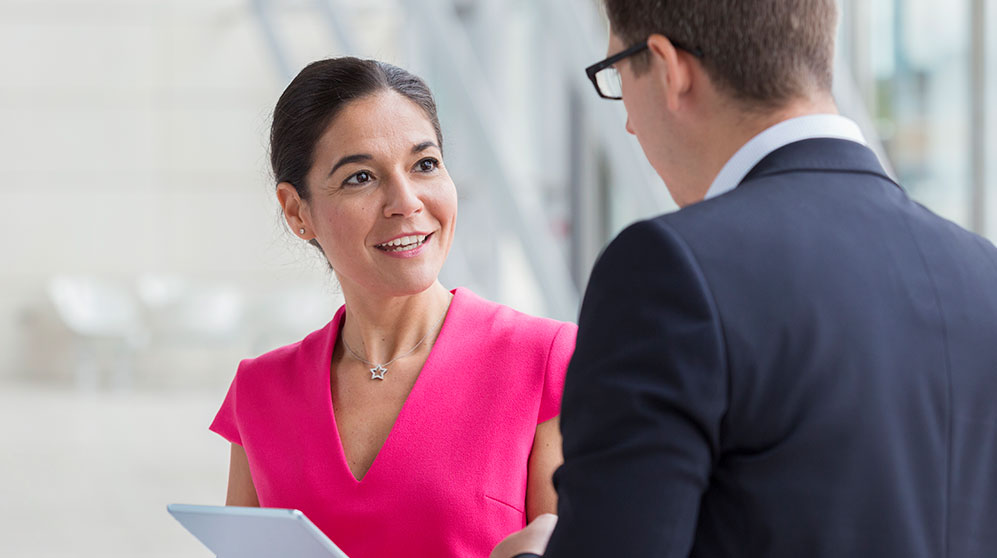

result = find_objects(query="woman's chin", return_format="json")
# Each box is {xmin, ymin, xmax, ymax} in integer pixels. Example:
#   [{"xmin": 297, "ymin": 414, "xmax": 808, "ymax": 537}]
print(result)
[{"xmin": 367, "ymin": 269, "xmax": 443, "ymax": 299}]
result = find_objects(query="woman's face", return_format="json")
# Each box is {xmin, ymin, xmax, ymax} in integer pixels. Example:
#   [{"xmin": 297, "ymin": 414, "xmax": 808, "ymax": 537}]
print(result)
[{"xmin": 299, "ymin": 90, "xmax": 457, "ymax": 298}]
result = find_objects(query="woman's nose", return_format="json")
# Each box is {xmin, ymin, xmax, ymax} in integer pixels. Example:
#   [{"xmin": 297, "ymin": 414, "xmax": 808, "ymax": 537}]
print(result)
[{"xmin": 382, "ymin": 173, "xmax": 424, "ymax": 218}]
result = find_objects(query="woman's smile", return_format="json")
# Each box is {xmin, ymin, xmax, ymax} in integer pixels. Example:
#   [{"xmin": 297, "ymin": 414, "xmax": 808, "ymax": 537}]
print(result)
[{"xmin": 374, "ymin": 232, "xmax": 435, "ymax": 257}]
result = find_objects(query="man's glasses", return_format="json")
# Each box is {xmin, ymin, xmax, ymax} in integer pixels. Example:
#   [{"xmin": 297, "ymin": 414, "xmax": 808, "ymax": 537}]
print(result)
[{"xmin": 585, "ymin": 40, "xmax": 704, "ymax": 100}]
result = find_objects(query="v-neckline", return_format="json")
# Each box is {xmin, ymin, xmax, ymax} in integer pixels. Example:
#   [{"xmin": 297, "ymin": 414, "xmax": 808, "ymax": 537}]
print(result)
[{"xmin": 321, "ymin": 290, "xmax": 458, "ymax": 484}]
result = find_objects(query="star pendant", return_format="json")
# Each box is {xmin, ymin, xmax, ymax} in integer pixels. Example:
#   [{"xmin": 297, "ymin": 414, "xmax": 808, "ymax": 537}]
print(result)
[{"xmin": 369, "ymin": 365, "xmax": 388, "ymax": 380}]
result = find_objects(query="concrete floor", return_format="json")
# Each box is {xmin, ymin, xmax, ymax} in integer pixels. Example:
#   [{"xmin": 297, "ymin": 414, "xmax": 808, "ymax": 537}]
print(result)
[{"xmin": 0, "ymin": 382, "xmax": 228, "ymax": 557}]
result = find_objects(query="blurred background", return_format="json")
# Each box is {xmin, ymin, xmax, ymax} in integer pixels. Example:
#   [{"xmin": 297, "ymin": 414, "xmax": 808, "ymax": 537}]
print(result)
[{"xmin": 0, "ymin": 0, "xmax": 993, "ymax": 556}]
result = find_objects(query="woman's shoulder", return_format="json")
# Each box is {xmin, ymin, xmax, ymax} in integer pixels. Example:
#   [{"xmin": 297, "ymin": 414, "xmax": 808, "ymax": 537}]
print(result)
[
  {"xmin": 448, "ymin": 289, "xmax": 575, "ymax": 413},
  {"xmin": 451, "ymin": 287, "xmax": 576, "ymax": 345},
  {"xmin": 235, "ymin": 310, "xmax": 341, "ymax": 379}
]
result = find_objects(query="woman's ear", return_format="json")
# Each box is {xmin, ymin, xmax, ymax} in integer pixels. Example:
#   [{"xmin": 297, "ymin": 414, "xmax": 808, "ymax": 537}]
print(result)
[
  {"xmin": 646, "ymin": 34, "xmax": 694, "ymax": 112},
  {"xmin": 276, "ymin": 182, "xmax": 312, "ymax": 239}
]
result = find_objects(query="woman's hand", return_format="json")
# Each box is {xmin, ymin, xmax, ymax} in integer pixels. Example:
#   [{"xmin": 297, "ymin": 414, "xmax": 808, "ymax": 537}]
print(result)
[{"xmin": 490, "ymin": 513, "xmax": 558, "ymax": 558}]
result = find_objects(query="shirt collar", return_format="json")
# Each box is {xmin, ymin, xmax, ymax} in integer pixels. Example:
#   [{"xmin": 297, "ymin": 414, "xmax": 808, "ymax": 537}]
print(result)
[{"xmin": 703, "ymin": 114, "xmax": 867, "ymax": 201}]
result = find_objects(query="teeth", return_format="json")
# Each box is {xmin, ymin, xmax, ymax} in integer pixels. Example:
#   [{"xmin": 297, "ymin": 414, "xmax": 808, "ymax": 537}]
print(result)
[{"xmin": 378, "ymin": 234, "xmax": 428, "ymax": 251}]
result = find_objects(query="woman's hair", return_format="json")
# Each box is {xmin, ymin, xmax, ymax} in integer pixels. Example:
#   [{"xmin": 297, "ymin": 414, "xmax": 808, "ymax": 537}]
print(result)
[{"xmin": 270, "ymin": 57, "xmax": 443, "ymax": 202}]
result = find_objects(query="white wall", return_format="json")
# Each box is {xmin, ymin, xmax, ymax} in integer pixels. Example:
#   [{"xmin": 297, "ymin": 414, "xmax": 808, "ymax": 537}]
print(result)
[{"xmin": 0, "ymin": 0, "xmax": 343, "ymax": 384}]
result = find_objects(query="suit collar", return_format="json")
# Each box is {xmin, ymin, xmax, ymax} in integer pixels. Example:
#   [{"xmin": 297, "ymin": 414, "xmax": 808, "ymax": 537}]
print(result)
[
  {"xmin": 704, "ymin": 114, "xmax": 868, "ymax": 200},
  {"xmin": 740, "ymin": 138, "xmax": 898, "ymax": 188}
]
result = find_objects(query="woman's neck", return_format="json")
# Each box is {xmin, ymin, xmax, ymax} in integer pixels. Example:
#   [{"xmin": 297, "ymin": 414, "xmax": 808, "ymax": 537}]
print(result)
[{"xmin": 339, "ymin": 281, "xmax": 453, "ymax": 365}]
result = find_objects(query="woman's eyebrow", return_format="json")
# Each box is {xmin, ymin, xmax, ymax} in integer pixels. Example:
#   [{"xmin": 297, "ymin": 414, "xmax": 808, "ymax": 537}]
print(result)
[
  {"xmin": 329, "ymin": 153, "xmax": 372, "ymax": 176},
  {"xmin": 412, "ymin": 141, "xmax": 439, "ymax": 154}
]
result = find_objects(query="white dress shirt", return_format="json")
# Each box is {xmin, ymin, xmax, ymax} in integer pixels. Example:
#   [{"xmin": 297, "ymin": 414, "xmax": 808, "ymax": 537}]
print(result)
[{"xmin": 703, "ymin": 114, "xmax": 868, "ymax": 201}]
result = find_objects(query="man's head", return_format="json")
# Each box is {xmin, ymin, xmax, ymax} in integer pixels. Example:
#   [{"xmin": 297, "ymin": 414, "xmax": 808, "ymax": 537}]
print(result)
[
  {"xmin": 599, "ymin": 0, "xmax": 839, "ymax": 206},
  {"xmin": 603, "ymin": 0, "xmax": 838, "ymax": 109}
]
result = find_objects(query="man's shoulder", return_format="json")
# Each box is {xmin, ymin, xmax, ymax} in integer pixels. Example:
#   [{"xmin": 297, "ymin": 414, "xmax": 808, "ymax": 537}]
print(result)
[{"xmin": 653, "ymin": 151, "xmax": 897, "ymax": 241}]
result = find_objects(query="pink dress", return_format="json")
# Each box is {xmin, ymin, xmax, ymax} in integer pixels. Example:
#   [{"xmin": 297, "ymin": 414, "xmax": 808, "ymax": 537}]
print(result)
[{"xmin": 210, "ymin": 288, "xmax": 576, "ymax": 558}]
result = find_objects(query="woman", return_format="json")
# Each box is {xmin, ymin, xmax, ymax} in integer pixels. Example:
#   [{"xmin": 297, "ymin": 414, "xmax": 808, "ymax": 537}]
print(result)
[{"xmin": 209, "ymin": 57, "xmax": 576, "ymax": 558}]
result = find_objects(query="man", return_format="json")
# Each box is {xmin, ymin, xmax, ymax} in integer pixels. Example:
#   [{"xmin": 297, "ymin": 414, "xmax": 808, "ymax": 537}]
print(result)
[{"xmin": 493, "ymin": 1, "xmax": 997, "ymax": 557}]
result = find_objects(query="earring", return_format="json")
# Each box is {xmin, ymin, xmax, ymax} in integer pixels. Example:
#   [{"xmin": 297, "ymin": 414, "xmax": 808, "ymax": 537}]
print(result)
[{"xmin": 299, "ymin": 228, "xmax": 306, "ymax": 235}]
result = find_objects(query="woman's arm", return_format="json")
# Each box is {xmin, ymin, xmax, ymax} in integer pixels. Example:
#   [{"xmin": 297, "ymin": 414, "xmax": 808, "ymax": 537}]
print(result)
[
  {"xmin": 526, "ymin": 415, "xmax": 563, "ymax": 521},
  {"xmin": 226, "ymin": 443, "xmax": 260, "ymax": 506}
]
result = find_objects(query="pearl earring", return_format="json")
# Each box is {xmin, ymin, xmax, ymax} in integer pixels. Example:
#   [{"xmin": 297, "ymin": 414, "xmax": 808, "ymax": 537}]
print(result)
[{"xmin": 299, "ymin": 228, "xmax": 306, "ymax": 235}]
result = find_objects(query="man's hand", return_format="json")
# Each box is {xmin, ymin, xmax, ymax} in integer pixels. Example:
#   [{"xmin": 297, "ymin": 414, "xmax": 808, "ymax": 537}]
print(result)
[{"xmin": 490, "ymin": 513, "xmax": 558, "ymax": 558}]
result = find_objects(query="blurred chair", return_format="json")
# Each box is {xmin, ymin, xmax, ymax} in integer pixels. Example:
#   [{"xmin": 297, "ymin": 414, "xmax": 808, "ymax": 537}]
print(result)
[
  {"xmin": 248, "ymin": 282, "xmax": 340, "ymax": 355},
  {"xmin": 136, "ymin": 274, "xmax": 248, "ymax": 389},
  {"xmin": 46, "ymin": 276, "xmax": 149, "ymax": 390},
  {"xmin": 137, "ymin": 275, "xmax": 246, "ymax": 342}
]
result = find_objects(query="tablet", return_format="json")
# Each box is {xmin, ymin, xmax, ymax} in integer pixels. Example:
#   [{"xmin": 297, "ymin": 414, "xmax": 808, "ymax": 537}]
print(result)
[{"xmin": 167, "ymin": 504, "xmax": 350, "ymax": 558}]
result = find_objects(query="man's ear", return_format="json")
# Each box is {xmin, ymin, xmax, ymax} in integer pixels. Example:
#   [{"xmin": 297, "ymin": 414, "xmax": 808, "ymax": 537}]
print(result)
[
  {"xmin": 276, "ymin": 182, "xmax": 312, "ymax": 239},
  {"xmin": 646, "ymin": 34, "xmax": 694, "ymax": 112}
]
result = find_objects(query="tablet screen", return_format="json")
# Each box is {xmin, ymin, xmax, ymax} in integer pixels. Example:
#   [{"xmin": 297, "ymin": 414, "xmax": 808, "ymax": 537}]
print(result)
[{"xmin": 168, "ymin": 504, "xmax": 350, "ymax": 558}]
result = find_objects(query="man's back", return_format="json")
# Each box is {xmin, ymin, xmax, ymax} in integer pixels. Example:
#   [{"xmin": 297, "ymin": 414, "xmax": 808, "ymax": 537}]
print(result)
[
  {"xmin": 550, "ymin": 139, "xmax": 997, "ymax": 557},
  {"xmin": 493, "ymin": 3, "xmax": 997, "ymax": 556}
]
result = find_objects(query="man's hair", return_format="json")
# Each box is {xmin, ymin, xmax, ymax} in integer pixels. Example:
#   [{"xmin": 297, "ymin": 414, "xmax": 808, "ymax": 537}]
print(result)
[{"xmin": 603, "ymin": 0, "xmax": 838, "ymax": 109}]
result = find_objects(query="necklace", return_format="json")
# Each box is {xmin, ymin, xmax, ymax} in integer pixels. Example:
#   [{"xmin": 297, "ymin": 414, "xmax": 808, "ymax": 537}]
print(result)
[{"xmin": 341, "ymin": 303, "xmax": 450, "ymax": 380}]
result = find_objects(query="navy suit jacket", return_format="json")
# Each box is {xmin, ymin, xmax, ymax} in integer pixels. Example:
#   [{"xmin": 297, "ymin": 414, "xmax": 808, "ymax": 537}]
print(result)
[{"xmin": 545, "ymin": 139, "xmax": 997, "ymax": 557}]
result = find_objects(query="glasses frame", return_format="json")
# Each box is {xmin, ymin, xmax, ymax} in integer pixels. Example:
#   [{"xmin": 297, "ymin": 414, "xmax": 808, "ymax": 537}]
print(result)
[{"xmin": 585, "ymin": 39, "xmax": 705, "ymax": 100}]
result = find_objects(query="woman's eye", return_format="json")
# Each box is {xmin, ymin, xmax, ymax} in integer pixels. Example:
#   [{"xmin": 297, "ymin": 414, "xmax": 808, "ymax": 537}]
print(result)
[
  {"xmin": 416, "ymin": 158, "xmax": 439, "ymax": 172},
  {"xmin": 343, "ymin": 171, "xmax": 373, "ymax": 186}
]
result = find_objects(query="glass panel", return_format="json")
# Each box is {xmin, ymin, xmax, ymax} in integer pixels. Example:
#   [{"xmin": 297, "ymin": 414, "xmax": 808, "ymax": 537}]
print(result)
[
  {"xmin": 986, "ymin": 1, "xmax": 996, "ymax": 240},
  {"xmin": 863, "ymin": 0, "xmax": 974, "ymax": 227}
]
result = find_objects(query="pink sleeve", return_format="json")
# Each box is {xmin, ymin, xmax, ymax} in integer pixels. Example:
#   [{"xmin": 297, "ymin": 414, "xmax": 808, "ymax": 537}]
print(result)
[
  {"xmin": 209, "ymin": 363, "xmax": 243, "ymax": 446},
  {"xmin": 538, "ymin": 322, "xmax": 578, "ymax": 424}
]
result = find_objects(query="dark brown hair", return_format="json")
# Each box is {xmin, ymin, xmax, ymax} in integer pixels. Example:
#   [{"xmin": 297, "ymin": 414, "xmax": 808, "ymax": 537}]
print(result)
[
  {"xmin": 270, "ymin": 57, "xmax": 443, "ymax": 202},
  {"xmin": 603, "ymin": 0, "xmax": 838, "ymax": 108}
]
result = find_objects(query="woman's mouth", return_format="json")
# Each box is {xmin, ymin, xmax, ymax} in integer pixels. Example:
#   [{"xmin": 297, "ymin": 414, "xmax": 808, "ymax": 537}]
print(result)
[{"xmin": 375, "ymin": 233, "xmax": 432, "ymax": 252}]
